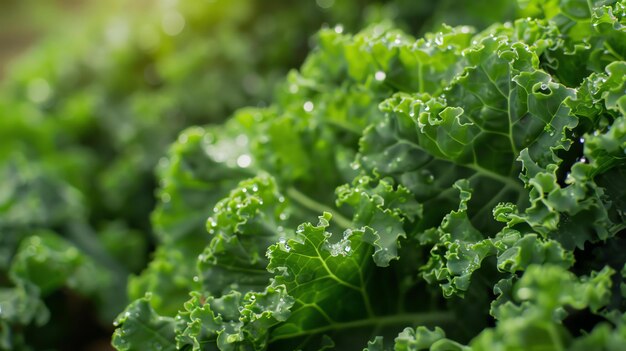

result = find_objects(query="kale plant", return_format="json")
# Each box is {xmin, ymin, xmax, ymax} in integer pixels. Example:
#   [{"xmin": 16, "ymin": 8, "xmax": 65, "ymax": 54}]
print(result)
[{"xmin": 113, "ymin": 0, "xmax": 626, "ymax": 349}]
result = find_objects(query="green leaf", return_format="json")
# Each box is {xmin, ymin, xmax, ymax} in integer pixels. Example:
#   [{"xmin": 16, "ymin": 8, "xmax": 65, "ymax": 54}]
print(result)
[
  {"xmin": 175, "ymin": 286, "xmax": 293, "ymax": 351},
  {"xmin": 198, "ymin": 175, "xmax": 289, "ymax": 296},
  {"xmin": 267, "ymin": 213, "xmax": 376, "ymax": 342},
  {"xmin": 0, "ymin": 281, "xmax": 48, "ymax": 350},
  {"xmin": 112, "ymin": 297, "xmax": 179, "ymax": 351},
  {"xmin": 472, "ymin": 265, "xmax": 615, "ymax": 351},
  {"xmin": 336, "ymin": 175, "xmax": 422, "ymax": 266},
  {"xmin": 132, "ymin": 122, "xmax": 254, "ymax": 313}
]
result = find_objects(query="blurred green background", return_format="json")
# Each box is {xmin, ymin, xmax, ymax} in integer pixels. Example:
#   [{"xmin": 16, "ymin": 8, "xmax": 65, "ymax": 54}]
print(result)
[{"xmin": 0, "ymin": 0, "xmax": 89, "ymax": 78}]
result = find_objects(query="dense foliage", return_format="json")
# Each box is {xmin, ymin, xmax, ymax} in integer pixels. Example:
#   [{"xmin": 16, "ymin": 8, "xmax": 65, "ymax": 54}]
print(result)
[
  {"xmin": 0, "ymin": 0, "xmax": 520, "ymax": 350},
  {"xmin": 111, "ymin": 0, "xmax": 626, "ymax": 350}
]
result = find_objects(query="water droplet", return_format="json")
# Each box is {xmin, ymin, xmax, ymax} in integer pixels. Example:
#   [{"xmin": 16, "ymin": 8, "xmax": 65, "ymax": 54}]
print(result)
[
  {"xmin": 161, "ymin": 193, "xmax": 171, "ymax": 203},
  {"xmin": 344, "ymin": 245, "xmax": 351, "ymax": 253},
  {"xmin": 334, "ymin": 24, "xmax": 344, "ymax": 34},
  {"xmin": 278, "ymin": 196, "xmax": 285, "ymax": 203},
  {"xmin": 27, "ymin": 78, "xmax": 51, "ymax": 103},
  {"xmin": 235, "ymin": 134, "xmax": 249, "ymax": 146},
  {"xmin": 434, "ymin": 34, "xmax": 444, "ymax": 45},
  {"xmin": 279, "ymin": 213, "xmax": 288, "ymax": 220},
  {"xmin": 303, "ymin": 101, "xmax": 314, "ymax": 112},
  {"xmin": 203, "ymin": 133, "xmax": 215, "ymax": 145},
  {"xmin": 241, "ymin": 188, "xmax": 247, "ymax": 193},
  {"xmin": 375, "ymin": 71, "xmax": 386, "ymax": 81},
  {"xmin": 162, "ymin": 11, "xmax": 185, "ymax": 36},
  {"xmin": 193, "ymin": 276, "xmax": 200, "ymax": 282},
  {"xmin": 208, "ymin": 218, "xmax": 217, "ymax": 227},
  {"xmin": 316, "ymin": 0, "xmax": 334, "ymax": 8},
  {"xmin": 237, "ymin": 154, "xmax": 252, "ymax": 168},
  {"xmin": 579, "ymin": 137, "xmax": 585, "ymax": 143},
  {"xmin": 252, "ymin": 185, "xmax": 259, "ymax": 192},
  {"xmin": 426, "ymin": 174, "xmax": 435, "ymax": 184},
  {"xmin": 158, "ymin": 157, "xmax": 169, "ymax": 169},
  {"xmin": 517, "ymin": 287, "xmax": 533, "ymax": 300},
  {"xmin": 105, "ymin": 19, "xmax": 129, "ymax": 47}
]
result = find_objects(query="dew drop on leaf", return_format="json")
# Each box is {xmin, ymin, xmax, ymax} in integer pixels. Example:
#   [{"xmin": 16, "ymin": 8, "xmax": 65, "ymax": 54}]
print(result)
[
  {"xmin": 303, "ymin": 101, "xmax": 314, "ymax": 112},
  {"xmin": 237, "ymin": 154, "xmax": 252, "ymax": 168},
  {"xmin": 162, "ymin": 11, "xmax": 185, "ymax": 36},
  {"xmin": 27, "ymin": 78, "xmax": 51, "ymax": 103}
]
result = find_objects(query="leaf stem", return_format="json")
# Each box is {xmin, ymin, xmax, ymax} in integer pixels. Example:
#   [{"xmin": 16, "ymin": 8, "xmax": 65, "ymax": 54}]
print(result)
[
  {"xmin": 547, "ymin": 323, "xmax": 565, "ymax": 351},
  {"xmin": 466, "ymin": 163, "xmax": 525, "ymax": 192},
  {"xmin": 286, "ymin": 187, "xmax": 353, "ymax": 229},
  {"xmin": 604, "ymin": 41, "xmax": 625, "ymax": 61},
  {"xmin": 268, "ymin": 311, "xmax": 455, "ymax": 343}
]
